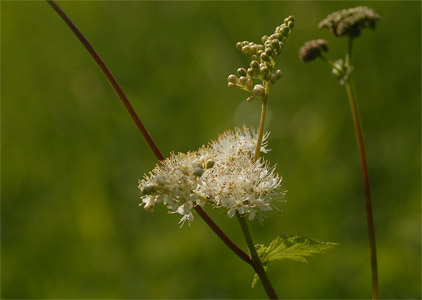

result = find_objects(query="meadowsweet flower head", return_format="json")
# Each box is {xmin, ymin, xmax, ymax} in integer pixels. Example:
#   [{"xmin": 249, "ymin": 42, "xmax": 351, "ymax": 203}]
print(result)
[
  {"xmin": 319, "ymin": 6, "xmax": 380, "ymax": 38},
  {"xmin": 139, "ymin": 126, "xmax": 284, "ymax": 225}
]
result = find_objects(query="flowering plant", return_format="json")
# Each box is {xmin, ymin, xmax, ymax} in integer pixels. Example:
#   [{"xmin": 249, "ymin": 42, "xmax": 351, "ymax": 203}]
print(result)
[
  {"xmin": 47, "ymin": 2, "xmax": 337, "ymax": 298},
  {"xmin": 299, "ymin": 6, "xmax": 380, "ymax": 299}
]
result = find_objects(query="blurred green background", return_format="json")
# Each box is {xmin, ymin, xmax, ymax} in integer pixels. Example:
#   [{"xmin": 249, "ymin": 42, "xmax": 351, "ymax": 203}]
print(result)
[{"xmin": 2, "ymin": 1, "xmax": 421, "ymax": 299}]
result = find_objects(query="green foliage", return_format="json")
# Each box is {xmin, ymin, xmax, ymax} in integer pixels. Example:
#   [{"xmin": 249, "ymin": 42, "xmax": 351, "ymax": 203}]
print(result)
[
  {"xmin": 252, "ymin": 234, "xmax": 338, "ymax": 287},
  {"xmin": 256, "ymin": 234, "xmax": 338, "ymax": 263}
]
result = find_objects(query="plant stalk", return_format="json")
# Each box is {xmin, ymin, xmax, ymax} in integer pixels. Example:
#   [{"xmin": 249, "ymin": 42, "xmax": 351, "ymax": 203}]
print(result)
[
  {"xmin": 46, "ymin": 0, "xmax": 163, "ymax": 161},
  {"xmin": 239, "ymin": 82, "xmax": 278, "ymax": 299},
  {"xmin": 195, "ymin": 205, "xmax": 252, "ymax": 265},
  {"xmin": 253, "ymin": 84, "xmax": 270, "ymax": 162},
  {"xmin": 345, "ymin": 78, "xmax": 379, "ymax": 300},
  {"xmin": 237, "ymin": 213, "xmax": 278, "ymax": 299},
  {"xmin": 345, "ymin": 36, "xmax": 378, "ymax": 300},
  {"xmin": 46, "ymin": 0, "xmax": 252, "ymax": 266}
]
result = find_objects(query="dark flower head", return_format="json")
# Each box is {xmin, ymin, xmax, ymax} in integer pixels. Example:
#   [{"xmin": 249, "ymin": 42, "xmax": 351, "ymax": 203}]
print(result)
[
  {"xmin": 299, "ymin": 39, "xmax": 328, "ymax": 62},
  {"xmin": 319, "ymin": 6, "xmax": 380, "ymax": 38}
]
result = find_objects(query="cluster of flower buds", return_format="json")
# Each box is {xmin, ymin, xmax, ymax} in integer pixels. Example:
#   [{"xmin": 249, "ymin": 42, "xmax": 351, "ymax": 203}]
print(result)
[
  {"xmin": 299, "ymin": 39, "xmax": 328, "ymax": 62},
  {"xmin": 227, "ymin": 16, "xmax": 294, "ymax": 101},
  {"xmin": 318, "ymin": 6, "xmax": 380, "ymax": 38}
]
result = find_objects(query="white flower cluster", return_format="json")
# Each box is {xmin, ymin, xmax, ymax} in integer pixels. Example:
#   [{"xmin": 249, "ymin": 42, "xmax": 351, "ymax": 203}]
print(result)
[{"xmin": 138, "ymin": 126, "xmax": 285, "ymax": 226}]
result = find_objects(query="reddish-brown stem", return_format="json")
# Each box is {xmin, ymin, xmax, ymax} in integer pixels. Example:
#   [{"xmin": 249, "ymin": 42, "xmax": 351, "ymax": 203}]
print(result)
[
  {"xmin": 195, "ymin": 206, "xmax": 252, "ymax": 265},
  {"xmin": 46, "ymin": 0, "xmax": 252, "ymax": 266},
  {"xmin": 345, "ymin": 79, "xmax": 379, "ymax": 300},
  {"xmin": 345, "ymin": 37, "xmax": 378, "ymax": 300},
  {"xmin": 46, "ymin": 0, "xmax": 164, "ymax": 161}
]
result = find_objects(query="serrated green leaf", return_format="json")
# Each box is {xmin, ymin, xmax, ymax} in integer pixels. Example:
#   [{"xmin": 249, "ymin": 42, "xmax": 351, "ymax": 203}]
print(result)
[
  {"xmin": 256, "ymin": 234, "xmax": 339, "ymax": 264},
  {"xmin": 251, "ymin": 234, "xmax": 338, "ymax": 288}
]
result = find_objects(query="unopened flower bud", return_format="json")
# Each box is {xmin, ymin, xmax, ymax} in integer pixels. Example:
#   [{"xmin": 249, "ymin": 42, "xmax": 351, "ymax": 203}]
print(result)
[
  {"xmin": 192, "ymin": 161, "xmax": 202, "ymax": 169},
  {"xmin": 250, "ymin": 60, "xmax": 260, "ymax": 70},
  {"xmin": 276, "ymin": 69, "xmax": 283, "ymax": 79},
  {"xmin": 193, "ymin": 167, "xmax": 204, "ymax": 177},
  {"xmin": 228, "ymin": 82, "xmax": 236, "ymax": 88},
  {"xmin": 260, "ymin": 67, "xmax": 269, "ymax": 75},
  {"xmin": 265, "ymin": 48, "xmax": 273, "ymax": 56},
  {"xmin": 245, "ymin": 77, "xmax": 253, "ymax": 90},
  {"xmin": 227, "ymin": 74, "xmax": 237, "ymax": 83},
  {"xmin": 246, "ymin": 96, "xmax": 255, "ymax": 102},
  {"xmin": 250, "ymin": 44, "xmax": 257, "ymax": 53},
  {"xmin": 239, "ymin": 76, "xmax": 247, "ymax": 85},
  {"xmin": 237, "ymin": 68, "xmax": 247, "ymax": 77},
  {"xmin": 270, "ymin": 73, "xmax": 278, "ymax": 83},
  {"xmin": 242, "ymin": 45, "xmax": 251, "ymax": 54},
  {"xmin": 262, "ymin": 73, "xmax": 271, "ymax": 81},
  {"xmin": 261, "ymin": 35, "xmax": 269, "ymax": 43},
  {"xmin": 260, "ymin": 53, "xmax": 270, "ymax": 62},
  {"xmin": 253, "ymin": 84, "xmax": 265, "ymax": 97}
]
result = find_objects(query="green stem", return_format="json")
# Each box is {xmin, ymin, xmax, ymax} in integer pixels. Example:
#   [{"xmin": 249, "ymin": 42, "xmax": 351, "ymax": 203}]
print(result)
[
  {"xmin": 346, "ymin": 36, "xmax": 353, "ymax": 66},
  {"xmin": 345, "ymin": 36, "xmax": 378, "ymax": 300},
  {"xmin": 345, "ymin": 78, "xmax": 379, "ymax": 300},
  {"xmin": 239, "ymin": 82, "xmax": 277, "ymax": 299},
  {"xmin": 319, "ymin": 54, "xmax": 342, "ymax": 73},
  {"xmin": 253, "ymin": 83, "xmax": 270, "ymax": 162},
  {"xmin": 237, "ymin": 213, "xmax": 278, "ymax": 299}
]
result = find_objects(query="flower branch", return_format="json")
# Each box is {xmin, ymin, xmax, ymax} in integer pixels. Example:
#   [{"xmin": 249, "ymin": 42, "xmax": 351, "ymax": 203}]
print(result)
[
  {"xmin": 46, "ymin": 0, "xmax": 251, "ymax": 267},
  {"xmin": 299, "ymin": 6, "xmax": 380, "ymax": 299}
]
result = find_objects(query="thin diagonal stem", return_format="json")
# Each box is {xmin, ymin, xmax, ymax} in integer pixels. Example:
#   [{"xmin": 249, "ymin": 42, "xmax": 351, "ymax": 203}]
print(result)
[
  {"xmin": 46, "ymin": 0, "xmax": 163, "ymax": 161},
  {"xmin": 46, "ymin": 0, "xmax": 251, "ymax": 266},
  {"xmin": 345, "ymin": 36, "xmax": 379, "ymax": 300},
  {"xmin": 196, "ymin": 207, "xmax": 252, "ymax": 265}
]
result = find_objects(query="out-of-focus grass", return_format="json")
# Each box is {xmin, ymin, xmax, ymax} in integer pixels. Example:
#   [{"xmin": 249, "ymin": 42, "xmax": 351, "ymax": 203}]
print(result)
[{"xmin": 2, "ymin": 1, "xmax": 420, "ymax": 299}]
